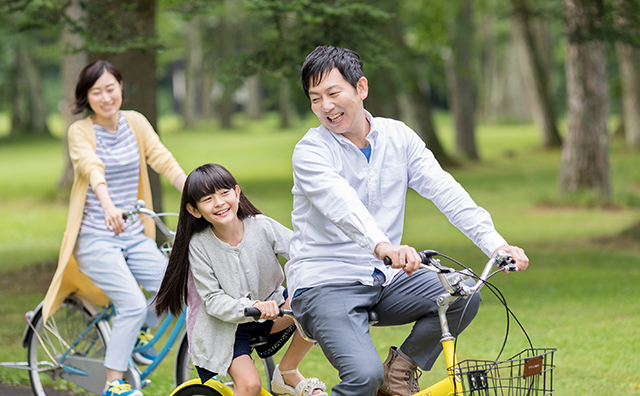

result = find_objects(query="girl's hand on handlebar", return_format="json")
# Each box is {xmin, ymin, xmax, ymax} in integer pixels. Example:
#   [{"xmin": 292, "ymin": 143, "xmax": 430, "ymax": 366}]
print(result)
[
  {"xmin": 375, "ymin": 242, "xmax": 422, "ymax": 276},
  {"xmin": 252, "ymin": 300, "xmax": 280, "ymax": 321},
  {"xmin": 493, "ymin": 245, "xmax": 529, "ymax": 272}
]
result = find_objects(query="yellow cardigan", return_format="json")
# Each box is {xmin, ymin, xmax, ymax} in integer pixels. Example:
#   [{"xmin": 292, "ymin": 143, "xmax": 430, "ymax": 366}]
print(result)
[{"xmin": 42, "ymin": 111, "xmax": 186, "ymax": 320}]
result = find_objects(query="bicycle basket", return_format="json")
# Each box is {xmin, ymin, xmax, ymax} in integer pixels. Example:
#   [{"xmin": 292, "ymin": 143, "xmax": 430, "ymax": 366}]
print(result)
[{"xmin": 452, "ymin": 348, "xmax": 556, "ymax": 396}]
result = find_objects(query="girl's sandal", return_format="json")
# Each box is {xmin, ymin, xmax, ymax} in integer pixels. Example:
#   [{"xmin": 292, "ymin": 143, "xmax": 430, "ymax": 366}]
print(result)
[{"xmin": 271, "ymin": 365, "xmax": 328, "ymax": 396}]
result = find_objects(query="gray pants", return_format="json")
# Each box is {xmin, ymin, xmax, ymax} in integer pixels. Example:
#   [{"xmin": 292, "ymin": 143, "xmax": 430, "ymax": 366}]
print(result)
[
  {"xmin": 75, "ymin": 230, "xmax": 167, "ymax": 372},
  {"xmin": 291, "ymin": 270, "xmax": 481, "ymax": 396}
]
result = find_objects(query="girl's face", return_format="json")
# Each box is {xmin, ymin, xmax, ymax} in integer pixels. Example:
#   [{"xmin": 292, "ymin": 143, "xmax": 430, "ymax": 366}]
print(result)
[
  {"xmin": 186, "ymin": 185, "xmax": 241, "ymax": 229},
  {"xmin": 87, "ymin": 71, "xmax": 123, "ymax": 123}
]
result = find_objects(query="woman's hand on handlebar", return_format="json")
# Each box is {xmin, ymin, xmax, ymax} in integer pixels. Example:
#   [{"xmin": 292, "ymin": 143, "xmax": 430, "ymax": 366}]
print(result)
[
  {"xmin": 493, "ymin": 245, "xmax": 529, "ymax": 272},
  {"xmin": 251, "ymin": 300, "xmax": 280, "ymax": 321},
  {"xmin": 94, "ymin": 183, "xmax": 126, "ymax": 235},
  {"xmin": 375, "ymin": 242, "xmax": 422, "ymax": 276}
]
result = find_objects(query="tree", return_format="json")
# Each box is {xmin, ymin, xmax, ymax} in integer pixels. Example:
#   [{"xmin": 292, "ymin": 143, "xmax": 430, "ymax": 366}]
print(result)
[
  {"xmin": 183, "ymin": 15, "xmax": 203, "ymax": 129},
  {"xmin": 9, "ymin": 35, "xmax": 52, "ymax": 137},
  {"xmin": 558, "ymin": 0, "xmax": 610, "ymax": 200},
  {"xmin": 80, "ymin": 0, "xmax": 165, "ymax": 215},
  {"xmin": 447, "ymin": 0, "xmax": 478, "ymax": 160},
  {"xmin": 510, "ymin": 0, "xmax": 562, "ymax": 148},
  {"xmin": 615, "ymin": 0, "xmax": 640, "ymax": 149},
  {"xmin": 59, "ymin": 0, "xmax": 87, "ymax": 188}
]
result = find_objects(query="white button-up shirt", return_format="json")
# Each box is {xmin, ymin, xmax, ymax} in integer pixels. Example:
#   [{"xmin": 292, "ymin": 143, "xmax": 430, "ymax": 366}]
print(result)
[{"xmin": 285, "ymin": 112, "xmax": 507, "ymax": 295}]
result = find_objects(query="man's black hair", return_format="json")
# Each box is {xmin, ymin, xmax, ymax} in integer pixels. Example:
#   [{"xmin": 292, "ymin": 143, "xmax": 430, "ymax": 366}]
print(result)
[{"xmin": 300, "ymin": 46, "xmax": 364, "ymax": 98}]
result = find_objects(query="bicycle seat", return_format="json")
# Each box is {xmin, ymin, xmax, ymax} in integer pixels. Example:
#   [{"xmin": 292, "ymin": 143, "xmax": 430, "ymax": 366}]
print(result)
[
  {"xmin": 248, "ymin": 335, "xmax": 268, "ymax": 348},
  {"xmin": 368, "ymin": 311, "xmax": 379, "ymax": 325}
]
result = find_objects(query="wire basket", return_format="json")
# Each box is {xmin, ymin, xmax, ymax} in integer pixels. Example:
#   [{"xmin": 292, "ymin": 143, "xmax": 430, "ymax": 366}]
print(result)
[{"xmin": 452, "ymin": 348, "xmax": 556, "ymax": 396}]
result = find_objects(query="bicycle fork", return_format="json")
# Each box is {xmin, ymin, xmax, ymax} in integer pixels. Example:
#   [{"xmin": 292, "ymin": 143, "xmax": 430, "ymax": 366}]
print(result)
[{"xmin": 415, "ymin": 294, "xmax": 465, "ymax": 396}]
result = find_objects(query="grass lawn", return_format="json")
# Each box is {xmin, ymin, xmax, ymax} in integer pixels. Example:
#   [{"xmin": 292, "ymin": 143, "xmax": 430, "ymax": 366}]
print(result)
[{"xmin": 1, "ymin": 111, "xmax": 639, "ymax": 395}]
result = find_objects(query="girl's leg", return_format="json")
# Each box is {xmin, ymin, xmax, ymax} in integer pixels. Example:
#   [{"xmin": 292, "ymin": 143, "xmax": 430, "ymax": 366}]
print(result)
[
  {"xmin": 272, "ymin": 298, "xmax": 325, "ymax": 395},
  {"xmin": 227, "ymin": 355, "xmax": 263, "ymax": 396}
]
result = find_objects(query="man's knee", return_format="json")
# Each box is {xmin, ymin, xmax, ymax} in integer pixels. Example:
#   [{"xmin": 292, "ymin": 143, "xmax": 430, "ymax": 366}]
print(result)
[{"xmin": 340, "ymin": 360, "xmax": 384, "ymax": 391}]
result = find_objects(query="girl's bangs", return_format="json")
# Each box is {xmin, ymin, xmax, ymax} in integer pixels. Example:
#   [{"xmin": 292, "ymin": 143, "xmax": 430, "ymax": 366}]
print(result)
[{"xmin": 187, "ymin": 165, "xmax": 236, "ymax": 203}]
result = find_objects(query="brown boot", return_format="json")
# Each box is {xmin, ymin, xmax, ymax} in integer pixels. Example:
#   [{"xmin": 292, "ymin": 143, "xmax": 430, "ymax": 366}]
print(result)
[{"xmin": 378, "ymin": 346, "xmax": 422, "ymax": 396}]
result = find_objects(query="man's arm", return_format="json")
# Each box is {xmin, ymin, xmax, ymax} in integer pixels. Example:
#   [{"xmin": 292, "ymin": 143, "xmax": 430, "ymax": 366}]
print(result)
[{"xmin": 292, "ymin": 139, "xmax": 390, "ymax": 255}]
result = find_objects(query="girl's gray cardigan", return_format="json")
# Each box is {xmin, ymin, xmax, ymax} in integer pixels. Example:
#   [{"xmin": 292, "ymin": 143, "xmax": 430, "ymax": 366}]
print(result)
[{"xmin": 186, "ymin": 215, "xmax": 293, "ymax": 376}]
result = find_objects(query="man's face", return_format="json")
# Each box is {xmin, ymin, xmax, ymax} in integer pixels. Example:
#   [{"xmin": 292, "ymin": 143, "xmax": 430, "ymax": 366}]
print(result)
[{"xmin": 308, "ymin": 68, "xmax": 369, "ymax": 139}]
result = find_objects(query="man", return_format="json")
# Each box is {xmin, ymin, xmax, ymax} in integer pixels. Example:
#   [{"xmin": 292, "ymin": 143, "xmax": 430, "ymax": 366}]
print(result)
[{"xmin": 285, "ymin": 45, "xmax": 528, "ymax": 396}]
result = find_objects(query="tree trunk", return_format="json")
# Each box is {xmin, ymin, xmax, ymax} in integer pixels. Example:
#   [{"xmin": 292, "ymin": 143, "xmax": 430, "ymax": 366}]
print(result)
[
  {"xmin": 87, "ymin": 0, "xmax": 164, "ymax": 217},
  {"xmin": 447, "ymin": 0, "xmax": 478, "ymax": 160},
  {"xmin": 11, "ymin": 37, "xmax": 51, "ymax": 137},
  {"xmin": 278, "ymin": 82, "xmax": 295, "ymax": 129},
  {"xmin": 220, "ymin": 88, "xmax": 235, "ymax": 129},
  {"xmin": 559, "ymin": 0, "xmax": 610, "ymax": 200},
  {"xmin": 615, "ymin": 42, "xmax": 640, "ymax": 149},
  {"xmin": 400, "ymin": 81, "xmax": 456, "ymax": 168},
  {"xmin": 184, "ymin": 16, "xmax": 202, "ymax": 129},
  {"xmin": 245, "ymin": 75, "xmax": 262, "ymax": 120},
  {"xmin": 511, "ymin": 0, "xmax": 562, "ymax": 148},
  {"xmin": 201, "ymin": 73, "xmax": 214, "ymax": 119},
  {"xmin": 59, "ymin": 0, "xmax": 87, "ymax": 188}
]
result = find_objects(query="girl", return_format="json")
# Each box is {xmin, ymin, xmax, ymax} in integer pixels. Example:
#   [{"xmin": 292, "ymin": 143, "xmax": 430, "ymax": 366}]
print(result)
[{"xmin": 155, "ymin": 163, "xmax": 326, "ymax": 396}]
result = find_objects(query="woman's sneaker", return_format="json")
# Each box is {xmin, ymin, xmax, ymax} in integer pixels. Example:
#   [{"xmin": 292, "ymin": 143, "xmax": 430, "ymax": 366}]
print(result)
[
  {"xmin": 133, "ymin": 327, "xmax": 158, "ymax": 365},
  {"xmin": 102, "ymin": 379, "xmax": 143, "ymax": 396}
]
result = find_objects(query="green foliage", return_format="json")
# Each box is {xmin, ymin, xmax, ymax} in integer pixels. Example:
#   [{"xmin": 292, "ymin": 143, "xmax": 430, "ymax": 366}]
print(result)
[{"xmin": 230, "ymin": 0, "xmax": 393, "ymax": 79}]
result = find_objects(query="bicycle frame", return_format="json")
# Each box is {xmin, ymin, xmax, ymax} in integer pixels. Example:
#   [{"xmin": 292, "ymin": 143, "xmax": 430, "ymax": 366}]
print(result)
[{"xmin": 137, "ymin": 311, "xmax": 186, "ymax": 382}]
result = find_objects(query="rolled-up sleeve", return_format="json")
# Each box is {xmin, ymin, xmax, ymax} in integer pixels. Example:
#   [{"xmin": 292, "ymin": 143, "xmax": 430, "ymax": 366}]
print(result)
[{"xmin": 68, "ymin": 123, "xmax": 106, "ymax": 190}]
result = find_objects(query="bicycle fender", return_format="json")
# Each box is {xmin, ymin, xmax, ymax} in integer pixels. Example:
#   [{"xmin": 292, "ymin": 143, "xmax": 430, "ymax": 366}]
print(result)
[
  {"xmin": 22, "ymin": 301, "xmax": 44, "ymax": 348},
  {"xmin": 170, "ymin": 378, "xmax": 234, "ymax": 396}
]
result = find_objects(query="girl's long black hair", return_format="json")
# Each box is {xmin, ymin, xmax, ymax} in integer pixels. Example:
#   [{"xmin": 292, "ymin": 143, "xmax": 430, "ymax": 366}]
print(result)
[{"xmin": 155, "ymin": 163, "xmax": 261, "ymax": 317}]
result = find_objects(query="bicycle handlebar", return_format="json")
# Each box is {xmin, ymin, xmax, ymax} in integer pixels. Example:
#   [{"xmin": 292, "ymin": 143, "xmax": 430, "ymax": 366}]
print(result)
[
  {"xmin": 244, "ymin": 307, "xmax": 293, "ymax": 318},
  {"xmin": 383, "ymin": 249, "xmax": 517, "ymax": 299},
  {"xmin": 121, "ymin": 200, "xmax": 177, "ymax": 238}
]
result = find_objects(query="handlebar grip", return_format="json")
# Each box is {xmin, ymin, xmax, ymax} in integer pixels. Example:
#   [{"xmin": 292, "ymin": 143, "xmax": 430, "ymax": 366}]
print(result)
[
  {"xmin": 243, "ymin": 307, "xmax": 285, "ymax": 318},
  {"xmin": 383, "ymin": 250, "xmax": 439, "ymax": 266},
  {"xmin": 503, "ymin": 263, "xmax": 518, "ymax": 272}
]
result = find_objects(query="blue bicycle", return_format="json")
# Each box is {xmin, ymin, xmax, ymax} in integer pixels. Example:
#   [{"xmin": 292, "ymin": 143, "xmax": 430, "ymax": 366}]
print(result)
[{"xmin": 18, "ymin": 201, "xmax": 275, "ymax": 396}]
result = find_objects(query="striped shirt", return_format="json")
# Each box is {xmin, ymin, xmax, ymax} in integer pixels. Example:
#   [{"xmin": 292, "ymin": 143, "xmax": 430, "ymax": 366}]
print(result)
[{"xmin": 81, "ymin": 113, "xmax": 144, "ymax": 236}]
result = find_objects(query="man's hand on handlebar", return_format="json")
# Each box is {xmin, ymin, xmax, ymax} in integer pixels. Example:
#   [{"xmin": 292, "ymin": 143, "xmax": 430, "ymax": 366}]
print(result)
[
  {"xmin": 493, "ymin": 245, "xmax": 529, "ymax": 272},
  {"xmin": 375, "ymin": 242, "xmax": 422, "ymax": 276}
]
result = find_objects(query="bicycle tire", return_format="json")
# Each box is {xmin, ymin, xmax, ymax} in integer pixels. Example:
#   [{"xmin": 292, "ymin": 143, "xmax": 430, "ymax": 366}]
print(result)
[
  {"xmin": 174, "ymin": 332, "xmax": 276, "ymax": 393},
  {"xmin": 26, "ymin": 295, "xmax": 111, "ymax": 396}
]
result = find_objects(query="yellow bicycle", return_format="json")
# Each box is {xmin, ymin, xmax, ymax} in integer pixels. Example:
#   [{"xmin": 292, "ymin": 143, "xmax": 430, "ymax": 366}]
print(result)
[{"xmin": 171, "ymin": 250, "xmax": 556, "ymax": 396}]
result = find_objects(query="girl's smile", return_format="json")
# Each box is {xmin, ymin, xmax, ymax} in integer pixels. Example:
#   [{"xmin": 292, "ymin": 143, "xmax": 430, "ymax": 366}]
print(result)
[{"xmin": 186, "ymin": 185, "xmax": 244, "ymax": 243}]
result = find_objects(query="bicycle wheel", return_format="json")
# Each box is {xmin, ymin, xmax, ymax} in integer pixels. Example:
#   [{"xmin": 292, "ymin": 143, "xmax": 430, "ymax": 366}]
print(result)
[
  {"xmin": 174, "ymin": 332, "xmax": 276, "ymax": 393},
  {"xmin": 26, "ymin": 295, "xmax": 111, "ymax": 396}
]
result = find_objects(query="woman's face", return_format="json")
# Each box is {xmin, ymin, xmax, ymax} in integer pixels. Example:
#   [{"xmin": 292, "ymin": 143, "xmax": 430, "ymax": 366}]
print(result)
[{"xmin": 87, "ymin": 71, "xmax": 123, "ymax": 122}]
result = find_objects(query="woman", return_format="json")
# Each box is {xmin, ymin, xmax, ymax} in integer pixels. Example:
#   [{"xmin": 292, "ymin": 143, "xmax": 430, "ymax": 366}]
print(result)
[{"xmin": 42, "ymin": 60, "xmax": 186, "ymax": 396}]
